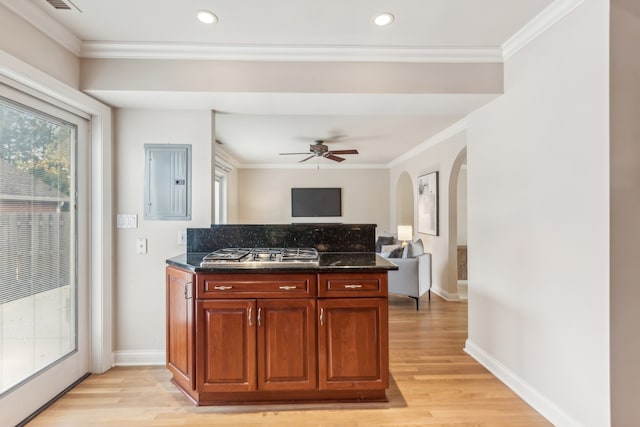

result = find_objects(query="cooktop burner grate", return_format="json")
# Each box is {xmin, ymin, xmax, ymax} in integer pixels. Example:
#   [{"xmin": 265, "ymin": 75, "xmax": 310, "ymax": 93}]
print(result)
[{"xmin": 200, "ymin": 247, "xmax": 319, "ymax": 266}]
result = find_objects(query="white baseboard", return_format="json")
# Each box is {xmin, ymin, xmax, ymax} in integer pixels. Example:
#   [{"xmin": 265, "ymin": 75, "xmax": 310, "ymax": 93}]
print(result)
[
  {"xmin": 113, "ymin": 350, "xmax": 165, "ymax": 366},
  {"xmin": 464, "ymin": 339, "xmax": 581, "ymax": 427},
  {"xmin": 430, "ymin": 286, "xmax": 460, "ymax": 301}
]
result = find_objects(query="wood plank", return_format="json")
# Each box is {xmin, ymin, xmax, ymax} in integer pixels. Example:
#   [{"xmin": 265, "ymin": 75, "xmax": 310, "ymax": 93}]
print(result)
[{"xmin": 27, "ymin": 294, "xmax": 551, "ymax": 426}]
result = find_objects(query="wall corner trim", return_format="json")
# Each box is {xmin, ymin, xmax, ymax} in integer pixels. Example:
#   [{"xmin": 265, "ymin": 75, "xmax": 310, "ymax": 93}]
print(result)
[{"xmin": 464, "ymin": 339, "xmax": 582, "ymax": 427}]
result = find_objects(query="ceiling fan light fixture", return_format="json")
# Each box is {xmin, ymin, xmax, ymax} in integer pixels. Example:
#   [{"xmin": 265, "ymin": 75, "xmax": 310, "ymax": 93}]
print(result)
[
  {"xmin": 197, "ymin": 10, "xmax": 217, "ymax": 24},
  {"xmin": 374, "ymin": 12, "xmax": 394, "ymax": 26},
  {"xmin": 280, "ymin": 139, "xmax": 359, "ymax": 164}
]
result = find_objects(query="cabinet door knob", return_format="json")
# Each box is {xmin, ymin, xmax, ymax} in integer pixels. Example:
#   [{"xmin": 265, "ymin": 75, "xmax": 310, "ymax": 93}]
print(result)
[
  {"xmin": 279, "ymin": 285, "xmax": 297, "ymax": 290},
  {"xmin": 213, "ymin": 285, "xmax": 233, "ymax": 290},
  {"xmin": 344, "ymin": 284, "xmax": 363, "ymax": 289}
]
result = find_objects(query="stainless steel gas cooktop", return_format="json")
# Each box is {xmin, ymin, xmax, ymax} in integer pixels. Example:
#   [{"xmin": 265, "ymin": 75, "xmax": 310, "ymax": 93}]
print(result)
[{"xmin": 200, "ymin": 247, "xmax": 319, "ymax": 267}]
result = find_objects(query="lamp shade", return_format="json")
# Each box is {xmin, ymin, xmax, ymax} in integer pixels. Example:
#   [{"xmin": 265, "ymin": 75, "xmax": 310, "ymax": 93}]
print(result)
[{"xmin": 397, "ymin": 225, "xmax": 413, "ymax": 242}]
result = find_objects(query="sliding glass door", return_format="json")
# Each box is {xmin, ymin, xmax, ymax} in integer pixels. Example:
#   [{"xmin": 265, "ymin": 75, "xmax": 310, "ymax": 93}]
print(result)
[{"xmin": 0, "ymin": 83, "xmax": 89, "ymax": 425}]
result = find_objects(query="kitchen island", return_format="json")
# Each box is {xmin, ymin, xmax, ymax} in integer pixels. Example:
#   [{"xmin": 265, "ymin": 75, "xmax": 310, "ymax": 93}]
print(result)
[{"xmin": 166, "ymin": 245, "xmax": 397, "ymax": 406}]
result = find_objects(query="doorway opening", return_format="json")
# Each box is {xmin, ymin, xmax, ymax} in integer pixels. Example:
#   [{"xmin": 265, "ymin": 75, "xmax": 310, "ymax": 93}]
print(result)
[{"xmin": 448, "ymin": 146, "xmax": 468, "ymax": 300}]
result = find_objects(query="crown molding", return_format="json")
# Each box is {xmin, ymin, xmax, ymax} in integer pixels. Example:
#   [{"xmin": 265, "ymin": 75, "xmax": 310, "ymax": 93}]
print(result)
[
  {"xmin": 81, "ymin": 42, "xmax": 503, "ymax": 63},
  {"xmin": 0, "ymin": 0, "xmax": 81, "ymax": 56},
  {"xmin": 502, "ymin": 0, "xmax": 584, "ymax": 60},
  {"xmin": 387, "ymin": 118, "xmax": 468, "ymax": 168}
]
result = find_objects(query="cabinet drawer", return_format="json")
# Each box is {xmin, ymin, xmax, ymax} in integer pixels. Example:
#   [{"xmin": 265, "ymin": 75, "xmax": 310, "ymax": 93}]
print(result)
[
  {"xmin": 197, "ymin": 273, "xmax": 316, "ymax": 299},
  {"xmin": 318, "ymin": 273, "xmax": 388, "ymax": 297}
]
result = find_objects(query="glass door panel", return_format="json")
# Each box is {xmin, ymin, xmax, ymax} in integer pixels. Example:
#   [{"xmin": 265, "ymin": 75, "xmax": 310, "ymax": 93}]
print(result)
[
  {"xmin": 0, "ymin": 82, "xmax": 89, "ymax": 427},
  {"xmin": 0, "ymin": 96, "xmax": 76, "ymax": 394}
]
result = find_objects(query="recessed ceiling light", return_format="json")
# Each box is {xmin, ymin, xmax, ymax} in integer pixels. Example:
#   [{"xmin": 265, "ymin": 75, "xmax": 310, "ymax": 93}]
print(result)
[
  {"xmin": 197, "ymin": 10, "xmax": 217, "ymax": 24},
  {"xmin": 374, "ymin": 12, "xmax": 394, "ymax": 26}
]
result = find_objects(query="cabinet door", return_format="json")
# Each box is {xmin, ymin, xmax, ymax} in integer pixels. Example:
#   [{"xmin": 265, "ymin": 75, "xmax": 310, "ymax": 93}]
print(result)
[
  {"xmin": 166, "ymin": 267, "xmax": 195, "ymax": 390},
  {"xmin": 197, "ymin": 299, "xmax": 257, "ymax": 392},
  {"xmin": 257, "ymin": 299, "xmax": 317, "ymax": 391},
  {"xmin": 318, "ymin": 298, "xmax": 389, "ymax": 390}
]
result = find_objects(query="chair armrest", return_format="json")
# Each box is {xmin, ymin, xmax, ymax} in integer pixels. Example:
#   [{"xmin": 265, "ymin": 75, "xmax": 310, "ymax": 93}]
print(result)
[
  {"xmin": 387, "ymin": 257, "xmax": 419, "ymax": 297},
  {"xmin": 416, "ymin": 253, "xmax": 432, "ymax": 296}
]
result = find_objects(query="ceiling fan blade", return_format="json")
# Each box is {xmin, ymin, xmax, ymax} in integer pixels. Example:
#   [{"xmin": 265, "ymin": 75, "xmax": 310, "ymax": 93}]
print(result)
[
  {"xmin": 329, "ymin": 149, "xmax": 359, "ymax": 155},
  {"xmin": 325, "ymin": 154, "xmax": 345, "ymax": 162},
  {"xmin": 298, "ymin": 155, "xmax": 316, "ymax": 163},
  {"xmin": 280, "ymin": 152, "xmax": 312, "ymax": 155}
]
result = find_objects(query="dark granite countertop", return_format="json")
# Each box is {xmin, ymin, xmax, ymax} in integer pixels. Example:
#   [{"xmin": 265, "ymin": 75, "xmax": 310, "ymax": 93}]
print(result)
[{"xmin": 166, "ymin": 252, "xmax": 399, "ymax": 273}]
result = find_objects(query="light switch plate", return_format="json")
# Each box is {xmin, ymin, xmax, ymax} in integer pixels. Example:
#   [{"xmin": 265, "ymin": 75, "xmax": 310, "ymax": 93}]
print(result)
[
  {"xmin": 117, "ymin": 214, "xmax": 137, "ymax": 229},
  {"xmin": 178, "ymin": 230, "xmax": 186, "ymax": 245}
]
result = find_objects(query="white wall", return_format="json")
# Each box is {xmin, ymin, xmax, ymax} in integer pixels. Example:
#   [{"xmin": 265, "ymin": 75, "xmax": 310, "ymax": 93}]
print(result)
[
  {"xmin": 0, "ymin": 3, "xmax": 79, "ymax": 88},
  {"xmin": 610, "ymin": 1, "xmax": 640, "ymax": 425},
  {"xmin": 215, "ymin": 146, "xmax": 240, "ymax": 223},
  {"xmin": 236, "ymin": 167, "xmax": 389, "ymax": 231},
  {"xmin": 395, "ymin": 172, "xmax": 414, "ymax": 226},
  {"xmin": 114, "ymin": 109, "xmax": 213, "ymax": 363},
  {"xmin": 389, "ymin": 130, "xmax": 467, "ymax": 300},
  {"xmin": 465, "ymin": 1, "xmax": 609, "ymax": 426}
]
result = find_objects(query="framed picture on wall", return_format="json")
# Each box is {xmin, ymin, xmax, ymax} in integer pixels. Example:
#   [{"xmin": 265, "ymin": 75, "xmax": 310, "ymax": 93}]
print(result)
[{"xmin": 418, "ymin": 171, "xmax": 439, "ymax": 235}]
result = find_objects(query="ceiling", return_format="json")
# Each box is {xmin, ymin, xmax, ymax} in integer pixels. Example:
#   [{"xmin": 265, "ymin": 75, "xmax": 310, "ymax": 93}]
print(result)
[{"xmin": 17, "ymin": 0, "xmax": 557, "ymax": 167}]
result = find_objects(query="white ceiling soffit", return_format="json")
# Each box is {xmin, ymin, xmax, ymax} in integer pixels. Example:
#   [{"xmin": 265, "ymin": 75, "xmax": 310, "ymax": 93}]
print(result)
[
  {"xmin": 2, "ymin": 0, "xmax": 582, "ymax": 63},
  {"xmin": 84, "ymin": 92, "xmax": 498, "ymax": 116}
]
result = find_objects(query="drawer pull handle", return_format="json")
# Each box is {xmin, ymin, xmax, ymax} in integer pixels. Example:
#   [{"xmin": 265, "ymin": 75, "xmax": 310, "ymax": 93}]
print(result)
[
  {"xmin": 184, "ymin": 282, "xmax": 192, "ymax": 299},
  {"xmin": 279, "ymin": 285, "xmax": 297, "ymax": 290},
  {"xmin": 213, "ymin": 285, "xmax": 233, "ymax": 290},
  {"xmin": 257, "ymin": 308, "xmax": 262, "ymax": 326},
  {"xmin": 248, "ymin": 307, "xmax": 253, "ymax": 327},
  {"xmin": 344, "ymin": 284, "xmax": 363, "ymax": 289}
]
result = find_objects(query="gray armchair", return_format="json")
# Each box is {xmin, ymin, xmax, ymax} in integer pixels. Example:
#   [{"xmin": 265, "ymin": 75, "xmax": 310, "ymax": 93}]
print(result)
[{"xmin": 382, "ymin": 239, "xmax": 431, "ymax": 310}]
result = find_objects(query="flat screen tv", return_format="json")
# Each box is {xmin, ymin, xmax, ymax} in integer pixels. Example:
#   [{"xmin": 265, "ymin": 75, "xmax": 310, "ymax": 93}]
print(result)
[{"xmin": 291, "ymin": 188, "xmax": 342, "ymax": 217}]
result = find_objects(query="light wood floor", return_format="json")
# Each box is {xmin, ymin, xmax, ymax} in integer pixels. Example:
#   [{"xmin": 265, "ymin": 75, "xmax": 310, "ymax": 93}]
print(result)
[{"xmin": 28, "ymin": 295, "xmax": 551, "ymax": 426}]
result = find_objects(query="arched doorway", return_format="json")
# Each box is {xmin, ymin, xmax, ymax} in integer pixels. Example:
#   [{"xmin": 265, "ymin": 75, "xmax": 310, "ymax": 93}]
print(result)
[{"xmin": 447, "ymin": 147, "xmax": 467, "ymax": 299}]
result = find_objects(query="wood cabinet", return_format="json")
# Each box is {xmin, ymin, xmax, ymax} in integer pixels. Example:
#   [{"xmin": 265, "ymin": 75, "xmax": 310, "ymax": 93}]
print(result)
[
  {"xmin": 318, "ymin": 298, "xmax": 388, "ymax": 390},
  {"xmin": 317, "ymin": 272, "xmax": 388, "ymax": 390},
  {"xmin": 196, "ymin": 298, "xmax": 316, "ymax": 393},
  {"xmin": 167, "ymin": 268, "xmax": 389, "ymax": 405},
  {"xmin": 197, "ymin": 299, "xmax": 256, "ymax": 392},
  {"xmin": 257, "ymin": 298, "xmax": 317, "ymax": 391},
  {"xmin": 166, "ymin": 267, "xmax": 195, "ymax": 391}
]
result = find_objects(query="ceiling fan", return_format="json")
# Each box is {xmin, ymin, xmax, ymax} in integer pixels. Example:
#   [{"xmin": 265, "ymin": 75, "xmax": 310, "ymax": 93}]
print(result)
[{"xmin": 279, "ymin": 138, "xmax": 359, "ymax": 163}]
